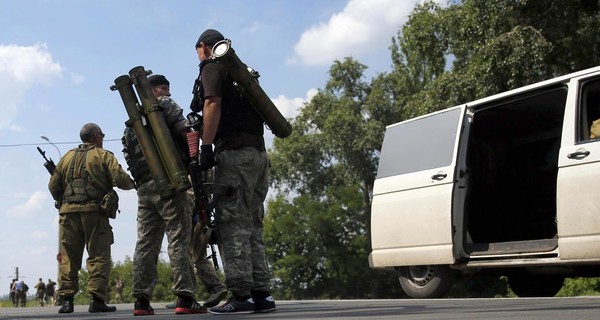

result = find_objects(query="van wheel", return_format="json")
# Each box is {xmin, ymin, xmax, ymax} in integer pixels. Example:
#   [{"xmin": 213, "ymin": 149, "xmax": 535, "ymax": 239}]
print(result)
[
  {"xmin": 507, "ymin": 271, "xmax": 565, "ymax": 297},
  {"xmin": 398, "ymin": 265, "xmax": 456, "ymax": 298}
]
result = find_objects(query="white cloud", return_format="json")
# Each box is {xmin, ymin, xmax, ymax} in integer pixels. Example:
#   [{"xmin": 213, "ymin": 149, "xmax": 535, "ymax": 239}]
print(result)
[
  {"xmin": 0, "ymin": 43, "xmax": 63, "ymax": 131},
  {"xmin": 6, "ymin": 190, "xmax": 49, "ymax": 218},
  {"xmin": 31, "ymin": 230, "xmax": 48, "ymax": 240},
  {"xmin": 291, "ymin": 0, "xmax": 418, "ymax": 66},
  {"xmin": 31, "ymin": 245, "xmax": 49, "ymax": 255},
  {"xmin": 272, "ymin": 88, "xmax": 318, "ymax": 119},
  {"xmin": 243, "ymin": 21, "xmax": 262, "ymax": 34},
  {"xmin": 70, "ymin": 71, "xmax": 85, "ymax": 84}
]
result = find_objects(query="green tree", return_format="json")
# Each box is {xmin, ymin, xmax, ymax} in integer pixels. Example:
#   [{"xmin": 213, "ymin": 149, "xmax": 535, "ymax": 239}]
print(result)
[
  {"xmin": 399, "ymin": 0, "xmax": 600, "ymax": 115},
  {"xmin": 266, "ymin": 57, "xmax": 404, "ymax": 299},
  {"xmin": 266, "ymin": 0, "xmax": 600, "ymax": 299}
]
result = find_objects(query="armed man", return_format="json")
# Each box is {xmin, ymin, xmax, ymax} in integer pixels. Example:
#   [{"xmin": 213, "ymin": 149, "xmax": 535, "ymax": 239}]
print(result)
[
  {"xmin": 48, "ymin": 123, "xmax": 134, "ymax": 314},
  {"xmin": 118, "ymin": 72, "xmax": 206, "ymax": 315},
  {"xmin": 192, "ymin": 28, "xmax": 282, "ymax": 315}
]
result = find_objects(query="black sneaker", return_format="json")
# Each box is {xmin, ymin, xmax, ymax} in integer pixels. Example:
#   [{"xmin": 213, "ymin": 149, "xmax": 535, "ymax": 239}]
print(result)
[
  {"xmin": 58, "ymin": 298, "xmax": 74, "ymax": 314},
  {"xmin": 133, "ymin": 297, "xmax": 155, "ymax": 316},
  {"xmin": 174, "ymin": 296, "xmax": 207, "ymax": 314},
  {"xmin": 254, "ymin": 295, "xmax": 277, "ymax": 313},
  {"xmin": 88, "ymin": 297, "xmax": 117, "ymax": 313},
  {"xmin": 209, "ymin": 296, "xmax": 255, "ymax": 314},
  {"xmin": 203, "ymin": 288, "xmax": 229, "ymax": 308}
]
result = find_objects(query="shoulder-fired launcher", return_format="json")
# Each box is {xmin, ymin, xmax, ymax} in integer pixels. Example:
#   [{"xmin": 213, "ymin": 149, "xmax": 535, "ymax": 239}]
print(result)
[
  {"xmin": 111, "ymin": 66, "xmax": 191, "ymax": 198},
  {"xmin": 212, "ymin": 39, "xmax": 292, "ymax": 139}
]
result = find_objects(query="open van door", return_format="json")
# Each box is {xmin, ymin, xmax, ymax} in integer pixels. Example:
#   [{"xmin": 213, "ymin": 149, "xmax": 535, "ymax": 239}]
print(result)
[
  {"xmin": 370, "ymin": 106, "xmax": 466, "ymax": 297},
  {"xmin": 557, "ymin": 74, "xmax": 600, "ymax": 260}
]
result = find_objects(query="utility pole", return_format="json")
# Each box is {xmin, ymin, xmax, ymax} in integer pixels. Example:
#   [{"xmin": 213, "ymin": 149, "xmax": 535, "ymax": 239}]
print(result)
[{"xmin": 13, "ymin": 267, "xmax": 20, "ymax": 281}]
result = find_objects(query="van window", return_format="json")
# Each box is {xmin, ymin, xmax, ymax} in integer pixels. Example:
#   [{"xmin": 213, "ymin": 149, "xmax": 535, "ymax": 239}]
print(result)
[
  {"xmin": 578, "ymin": 79, "xmax": 600, "ymax": 142},
  {"xmin": 376, "ymin": 107, "xmax": 462, "ymax": 178}
]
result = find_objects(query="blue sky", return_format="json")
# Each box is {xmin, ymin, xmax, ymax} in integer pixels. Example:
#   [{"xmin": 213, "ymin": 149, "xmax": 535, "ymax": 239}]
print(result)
[{"xmin": 0, "ymin": 0, "xmax": 431, "ymax": 287}]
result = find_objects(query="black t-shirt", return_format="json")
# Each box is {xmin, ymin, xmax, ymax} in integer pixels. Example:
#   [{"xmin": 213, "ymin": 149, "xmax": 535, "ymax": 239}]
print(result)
[{"xmin": 200, "ymin": 61, "xmax": 264, "ymax": 137}]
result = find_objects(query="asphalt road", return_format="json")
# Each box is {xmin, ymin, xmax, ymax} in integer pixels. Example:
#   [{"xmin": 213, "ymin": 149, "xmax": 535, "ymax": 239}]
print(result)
[{"xmin": 1, "ymin": 297, "xmax": 600, "ymax": 319}]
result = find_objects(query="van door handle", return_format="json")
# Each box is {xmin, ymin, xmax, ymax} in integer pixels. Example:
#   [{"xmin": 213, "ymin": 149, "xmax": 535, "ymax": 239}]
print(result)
[
  {"xmin": 567, "ymin": 150, "xmax": 590, "ymax": 159},
  {"xmin": 432, "ymin": 173, "xmax": 448, "ymax": 180}
]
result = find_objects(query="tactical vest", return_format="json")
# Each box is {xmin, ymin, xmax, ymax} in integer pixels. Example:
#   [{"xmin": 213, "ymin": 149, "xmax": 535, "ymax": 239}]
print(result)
[
  {"xmin": 62, "ymin": 145, "xmax": 104, "ymax": 203},
  {"xmin": 199, "ymin": 60, "xmax": 264, "ymax": 138},
  {"xmin": 122, "ymin": 127, "xmax": 150, "ymax": 183}
]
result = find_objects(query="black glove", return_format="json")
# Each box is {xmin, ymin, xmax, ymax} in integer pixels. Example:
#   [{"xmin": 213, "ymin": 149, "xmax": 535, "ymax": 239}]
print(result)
[{"xmin": 199, "ymin": 144, "xmax": 216, "ymax": 170}]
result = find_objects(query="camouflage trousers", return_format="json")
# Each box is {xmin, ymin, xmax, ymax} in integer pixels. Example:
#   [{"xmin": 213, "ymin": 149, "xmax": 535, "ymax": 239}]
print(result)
[
  {"xmin": 214, "ymin": 147, "xmax": 271, "ymax": 297},
  {"xmin": 132, "ymin": 179, "xmax": 196, "ymax": 300},
  {"xmin": 58, "ymin": 211, "xmax": 113, "ymax": 302}
]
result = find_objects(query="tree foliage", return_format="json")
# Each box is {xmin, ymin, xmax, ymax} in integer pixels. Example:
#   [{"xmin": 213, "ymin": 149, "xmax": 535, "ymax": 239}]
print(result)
[
  {"xmin": 267, "ymin": 57, "xmax": 404, "ymax": 299},
  {"xmin": 266, "ymin": 0, "xmax": 600, "ymax": 299}
]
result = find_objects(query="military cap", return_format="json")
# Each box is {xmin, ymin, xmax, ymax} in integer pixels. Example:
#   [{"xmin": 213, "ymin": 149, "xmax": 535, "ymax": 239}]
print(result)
[
  {"xmin": 196, "ymin": 29, "xmax": 225, "ymax": 47},
  {"xmin": 148, "ymin": 74, "xmax": 170, "ymax": 87}
]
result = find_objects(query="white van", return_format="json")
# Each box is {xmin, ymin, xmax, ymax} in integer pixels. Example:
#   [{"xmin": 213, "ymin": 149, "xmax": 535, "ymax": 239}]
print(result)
[{"xmin": 369, "ymin": 65, "xmax": 600, "ymax": 298}]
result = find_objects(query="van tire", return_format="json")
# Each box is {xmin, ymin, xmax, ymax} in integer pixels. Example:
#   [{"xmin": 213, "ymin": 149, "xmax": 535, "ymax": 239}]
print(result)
[
  {"xmin": 507, "ymin": 270, "xmax": 565, "ymax": 297},
  {"xmin": 398, "ymin": 265, "xmax": 456, "ymax": 298}
]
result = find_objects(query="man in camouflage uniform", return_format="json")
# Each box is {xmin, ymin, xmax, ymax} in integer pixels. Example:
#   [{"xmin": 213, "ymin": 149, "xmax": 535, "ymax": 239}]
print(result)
[
  {"xmin": 48, "ymin": 123, "xmax": 135, "ymax": 314},
  {"xmin": 122, "ymin": 74, "xmax": 206, "ymax": 315},
  {"xmin": 194, "ymin": 28, "xmax": 276, "ymax": 314}
]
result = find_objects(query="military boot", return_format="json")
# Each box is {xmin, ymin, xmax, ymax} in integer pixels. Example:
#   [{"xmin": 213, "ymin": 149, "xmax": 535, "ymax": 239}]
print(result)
[
  {"xmin": 89, "ymin": 296, "xmax": 117, "ymax": 313},
  {"xmin": 58, "ymin": 297, "xmax": 74, "ymax": 314}
]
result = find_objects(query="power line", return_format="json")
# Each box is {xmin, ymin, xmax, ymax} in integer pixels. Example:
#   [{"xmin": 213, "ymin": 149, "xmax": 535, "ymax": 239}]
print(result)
[{"xmin": 0, "ymin": 139, "xmax": 122, "ymax": 148}]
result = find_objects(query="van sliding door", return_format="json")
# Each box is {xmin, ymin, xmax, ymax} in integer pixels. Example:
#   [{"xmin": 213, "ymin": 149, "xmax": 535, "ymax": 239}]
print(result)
[{"xmin": 370, "ymin": 106, "xmax": 465, "ymax": 268}]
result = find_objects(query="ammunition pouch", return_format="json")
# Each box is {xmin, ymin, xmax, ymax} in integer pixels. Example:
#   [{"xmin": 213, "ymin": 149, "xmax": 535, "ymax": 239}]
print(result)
[
  {"xmin": 215, "ymin": 132, "xmax": 265, "ymax": 152},
  {"xmin": 99, "ymin": 189, "xmax": 119, "ymax": 219}
]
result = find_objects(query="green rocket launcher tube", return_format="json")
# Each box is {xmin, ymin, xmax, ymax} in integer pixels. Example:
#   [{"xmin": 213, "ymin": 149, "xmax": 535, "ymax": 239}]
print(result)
[
  {"xmin": 111, "ymin": 75, "xmax": 175, "ymax": 199},
  {"xmin": 129, "ymin": 66, "xmax": 191, "ymax": 194},
  {"xmin": 212, "ymin": 39, "xmax": 292, "ymax": 139}
]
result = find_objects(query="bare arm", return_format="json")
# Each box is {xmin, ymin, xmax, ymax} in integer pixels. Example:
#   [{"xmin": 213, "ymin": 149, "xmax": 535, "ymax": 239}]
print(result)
[{"xmin": 202, "ymin": 96, "xmax": 222, "ymax": 145}]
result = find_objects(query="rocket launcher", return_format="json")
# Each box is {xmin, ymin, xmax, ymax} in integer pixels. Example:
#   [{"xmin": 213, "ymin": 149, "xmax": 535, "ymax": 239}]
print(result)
[
  {"xmin": 212, "ymin": 39, "xmax": 292, "ymax": 139},
  {"xmin": 111, "ymin": 66, "xmax": 191, "ymax": 199}
]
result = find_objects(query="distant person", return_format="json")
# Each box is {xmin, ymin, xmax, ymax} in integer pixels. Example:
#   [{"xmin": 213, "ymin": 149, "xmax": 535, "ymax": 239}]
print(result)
[
  {"xmin": 10, "ymin": 279, "xmax": 17, "ymax": 307},
  {"xmin": 48, "ymin": 123, "xmax": 135, "ymax": 314},
  {"xmin": 122, "ymin": 74, "xmax": 205, "ymax": 315},
  {"xmin": 45, "ymin": 279, "xmax": 56, "ymax": 306},
  {"xmin": 113, "ymin": 278, "xmax": 123, "ymax": 303},
  {"xmin": 15, "ymin": 281, "xmax": 28, "ymax": 307},
  {"xmin": 34, "ymin": 278, "xmax": 46, "ymax": 306}
]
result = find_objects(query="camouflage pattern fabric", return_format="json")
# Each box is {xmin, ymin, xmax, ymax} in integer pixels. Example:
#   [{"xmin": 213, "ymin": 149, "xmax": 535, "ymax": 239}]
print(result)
[
  {"xmin": 132, "ymin": 178, "xmax": 197, "ymax": 299},
  {"xmin": 214, "ymin": 147, "xmax": 271, "ymax": 297}
]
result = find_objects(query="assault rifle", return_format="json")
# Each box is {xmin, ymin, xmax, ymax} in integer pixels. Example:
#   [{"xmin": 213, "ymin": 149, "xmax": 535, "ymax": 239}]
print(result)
[
  {"xmin": 186, "ymin": 112, "xmax": 231, "ymax": 270},
  {"xmin": 38, "ymin": 147, "xmax": 61, "ymax": 209},
  {"xmin": 37, "ymin": 147, "xmax": 56, "ymax": 174}
]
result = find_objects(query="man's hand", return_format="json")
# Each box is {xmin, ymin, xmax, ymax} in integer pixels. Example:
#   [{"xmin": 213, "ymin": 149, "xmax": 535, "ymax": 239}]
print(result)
[{"xmin": 199, "ymin": 144, "xmax": 216, "ymax": 170}]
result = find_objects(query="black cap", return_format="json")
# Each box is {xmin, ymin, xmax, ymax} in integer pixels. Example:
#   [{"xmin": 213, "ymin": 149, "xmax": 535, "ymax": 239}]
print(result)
[
  {"xmin": 148, "ymin": 74, "xmax": 170, "ymax": 87},
  {"xmin": 196, "ymin": 29, "xmax": 224, "ymax": 47}
]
